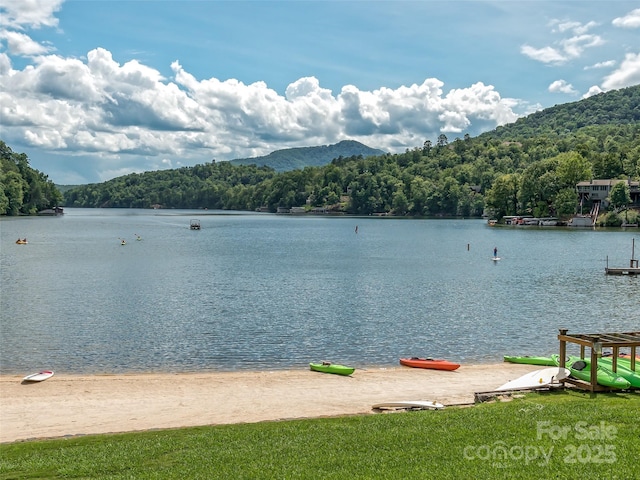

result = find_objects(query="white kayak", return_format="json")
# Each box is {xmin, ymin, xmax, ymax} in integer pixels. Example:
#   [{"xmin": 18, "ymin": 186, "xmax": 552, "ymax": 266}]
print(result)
[
  {"xmin": 372, "ymin": 400, "xmax": 444, "ymax": 410},
  {"xmin": 22, "ymin": 370, "xmax": 54, "ymax": 382},
  {"xmin": 495, "ymin": 367, "xmax": 569, "ymax": 391}
]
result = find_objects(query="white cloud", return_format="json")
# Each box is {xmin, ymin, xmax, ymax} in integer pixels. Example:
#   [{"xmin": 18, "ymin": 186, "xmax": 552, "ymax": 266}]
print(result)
[
  {"xmin": 548, "ymin": 80, "xmax": 577, "ymax": 95},
  {"xmin": 0, "ymin": 51, "xmax": 10, "ymax": 74},
  {"xmin": 0, "ymin": 29, "xmax": 53, "ymax": 55},
  {"xmin": 522, "ymin": 20, "xmax": 602, "ymax": 65},
  {"xmin": 601, "ymin": 52, "xmax": 640, "ymax": 90},
  {"xmin": 521, "ymin": 45, "xmax": 567, "ymax": 64},
  {"xmin": 0, "ymin": 0, "xmax": 63, "ymax": 30},
  {"xmin": 584, "ymin": 60, "xmax": 616, "ymax": 70},
  {"xmin": 560, "ymin": 34, "xmax": 604, "ymax": 59},
  {"xmin": 1, "ymin": 44, "xmax": 520, "ymax": 181},
  {"xmin": 612, "ymin": 8, "xmax": 640, "ymax": 28},
  {"xmin": 555, "ymin": 20, "xmax": 598, "ymax": 35},
  {"xmin": 583, "ymin": 85, "xmax": 604, "ymax": 98}
]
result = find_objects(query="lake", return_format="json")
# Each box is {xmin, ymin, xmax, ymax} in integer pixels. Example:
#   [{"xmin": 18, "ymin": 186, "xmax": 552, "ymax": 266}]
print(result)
[{"xmin": 1, "ymin": 209, "xmax": 638, "ymax": 374}]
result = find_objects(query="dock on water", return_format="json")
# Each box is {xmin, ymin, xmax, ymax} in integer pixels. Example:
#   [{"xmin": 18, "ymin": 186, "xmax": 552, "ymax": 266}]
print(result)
[{"xmin": 605, "ymin": 239, "xmax": 640, "ymax": 275}]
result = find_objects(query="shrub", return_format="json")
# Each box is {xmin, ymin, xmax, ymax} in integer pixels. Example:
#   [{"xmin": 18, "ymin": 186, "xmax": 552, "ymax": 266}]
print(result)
[{"xmin": 598, "ymin": 211, "xmax": 622, "ymax": 227}]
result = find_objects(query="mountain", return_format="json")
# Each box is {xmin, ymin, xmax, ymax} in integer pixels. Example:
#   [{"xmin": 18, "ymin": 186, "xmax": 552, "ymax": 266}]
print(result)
[{"xmin": 228, "ymin": 140, "xmax": 386, "ymax": 172}]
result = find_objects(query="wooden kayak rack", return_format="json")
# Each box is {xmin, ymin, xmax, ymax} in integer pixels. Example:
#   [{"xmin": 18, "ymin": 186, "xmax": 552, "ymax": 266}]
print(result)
[{"xmin": 557, "ymin": 329, "xmax": 640, "ymax": 392}]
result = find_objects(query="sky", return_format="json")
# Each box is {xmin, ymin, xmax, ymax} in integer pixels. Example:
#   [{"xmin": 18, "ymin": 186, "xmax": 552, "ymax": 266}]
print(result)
[{"xmin": 1, "ymin": 1, "xmax": 639, "ymax": 185}]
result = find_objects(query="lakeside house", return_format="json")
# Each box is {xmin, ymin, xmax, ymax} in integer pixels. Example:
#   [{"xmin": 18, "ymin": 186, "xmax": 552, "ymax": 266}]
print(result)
[
  {"xmin": 576, "ymin": 179, "xmax": 640, "ymax": 208},
  {"xmin": 490, "ymin": 178, "xmax": 639, "ymax": 227}
]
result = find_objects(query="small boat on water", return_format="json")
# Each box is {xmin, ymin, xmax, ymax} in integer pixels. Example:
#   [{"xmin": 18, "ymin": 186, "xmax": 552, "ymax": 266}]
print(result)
[
  {"xmin": 309, "ymin": 361, "xmax": 355, "ymax": 376},
  {"xmin": 399, "ymin": 357, "xmax": 460, "ymax": 371},
  {"xmin": 503, "ymin": 355, "xmax": 556, "ymax": 366},
  {"xmin": 15, "ymin": 239, "xmax": 28, "ymax": 244},
  {"xmin": 551, "ymin": 355, "xmax": 630, "ymax": 389}
]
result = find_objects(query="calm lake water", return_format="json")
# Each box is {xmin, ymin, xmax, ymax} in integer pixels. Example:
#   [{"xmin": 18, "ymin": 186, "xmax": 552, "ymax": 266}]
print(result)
[{"xmin": 1, "ymin": 209, "xmax": 638, "ymax": 374}]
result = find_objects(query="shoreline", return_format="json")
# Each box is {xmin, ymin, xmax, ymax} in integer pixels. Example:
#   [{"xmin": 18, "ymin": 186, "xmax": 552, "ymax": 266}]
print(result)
[{"xmin": 1, "ymin": 363, "xmax": 538, "ymax": 443}]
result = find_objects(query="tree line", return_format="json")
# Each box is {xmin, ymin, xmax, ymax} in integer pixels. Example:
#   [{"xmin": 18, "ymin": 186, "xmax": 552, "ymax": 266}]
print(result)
[
  {"xmin": 0, "ymin": 141, "xmax": 62, "ymax": 216},
  {"xmin": 61, "ymin": 121, "xmax": 639, "ymax": 219}
]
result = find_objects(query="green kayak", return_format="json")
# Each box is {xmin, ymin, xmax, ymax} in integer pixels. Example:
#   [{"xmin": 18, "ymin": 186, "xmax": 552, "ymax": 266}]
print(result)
[
  {"xmin": 551, "ymin": 355, "xmax": 630, "ymax": 389},
  {"xmin": 310, "ymin": 362, "xmax": 355, "ymax": 376},
  {"xmin": 598, "ymin": 357, "xmax": 640, "ymax": 388},
  {"xmin": 503, "ymin": 355, "xmax": 556, "ymax": 366}
]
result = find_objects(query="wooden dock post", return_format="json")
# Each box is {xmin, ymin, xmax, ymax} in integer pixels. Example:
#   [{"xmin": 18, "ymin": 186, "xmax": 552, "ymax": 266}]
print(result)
[
  {"xmin": 590, "ymin": 337, "xmax": 600, "ymax": 393},
  {"xmin": 558, "ymin": 329, "xmax": 567, "ymax": 371}
]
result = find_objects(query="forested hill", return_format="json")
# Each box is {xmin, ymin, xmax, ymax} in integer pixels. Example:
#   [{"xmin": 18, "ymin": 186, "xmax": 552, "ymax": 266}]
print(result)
[
  {"xmin": 229, "ymin": 140, "xmax": 386, "ymax": 171},
  {"xmin": 488, "ymin": 84, "xmax": 640, "ymax": 140}
]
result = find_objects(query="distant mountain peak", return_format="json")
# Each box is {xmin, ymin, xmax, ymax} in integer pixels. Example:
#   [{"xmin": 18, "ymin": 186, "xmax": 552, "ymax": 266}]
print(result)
[{"xmin": 229, "ymin": 140, "xmax": 387, "ymax": 172}]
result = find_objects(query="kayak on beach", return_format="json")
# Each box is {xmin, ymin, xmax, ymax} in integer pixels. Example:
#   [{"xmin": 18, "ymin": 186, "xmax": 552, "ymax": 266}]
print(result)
[
  {"xmin": 503, "ymin": 355, "xmax": 556, "ymax": 366},
  {"xmin": 309, "ymin": 362, "xmax": 355, "ymax": 376},
  {"xmin": 598, "ymin": 357, "xmax": 640, "ymax": 388},
  {"xmin": 399, "ymin": 357, "xmax": 460, "ymax": 371},
  {"xmin": 551, "ymin": 355, "xmax": 630, "ymax": 389},
  {"xmin": 22, "ymin": 370, "xmax": 54, "ymax": 382},
  {"xmin": 372, "ymin": 400, "xmax": 444, "ymax": 410},
  {"xmin": 495, "ymin": 367, "xmax": 570, "ymax": 391}
]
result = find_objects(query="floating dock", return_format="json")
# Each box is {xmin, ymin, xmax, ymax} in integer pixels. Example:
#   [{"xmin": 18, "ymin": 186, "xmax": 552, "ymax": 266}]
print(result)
[{"xmin": 605, "ymin": 239, "xmax": 639, "ymax": 275}]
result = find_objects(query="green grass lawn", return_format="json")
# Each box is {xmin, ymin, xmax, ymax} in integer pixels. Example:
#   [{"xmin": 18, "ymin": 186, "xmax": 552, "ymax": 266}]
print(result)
[{"xmin": 1, "ymin": 390, "xmax": 638, "ymax": 479}]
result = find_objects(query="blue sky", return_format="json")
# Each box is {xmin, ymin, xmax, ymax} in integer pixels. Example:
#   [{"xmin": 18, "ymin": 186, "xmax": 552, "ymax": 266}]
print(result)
[{"xmin": 1, "ymin": 1, "xmax": 639, "ymax": 184}]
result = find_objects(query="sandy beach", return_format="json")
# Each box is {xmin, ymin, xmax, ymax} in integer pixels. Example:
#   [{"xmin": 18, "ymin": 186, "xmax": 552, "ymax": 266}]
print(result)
[{"xmin": 0, "ymin": 363, "xmax": 537, "ymax": 443}]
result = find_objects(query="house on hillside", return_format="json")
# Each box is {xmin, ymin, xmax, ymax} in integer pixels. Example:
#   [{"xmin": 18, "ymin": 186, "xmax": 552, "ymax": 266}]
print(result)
[{"xmin": 576, "ymin": 179, "xmax": 640, "ymax": 208}]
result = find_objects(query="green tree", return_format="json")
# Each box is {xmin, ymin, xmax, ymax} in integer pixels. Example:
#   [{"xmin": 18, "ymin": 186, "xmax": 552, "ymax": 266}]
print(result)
[
  {"xmin": 485, "ymin": 173, "xmax": 520, "ymax": 218},
  {"xmin": 553, "ymin": 188, "xmax": 578, "ymax": 218},
  {"xmin": 0, "ymin": 180, "xmax": 9, "ymax": 213},
  {"xmin": 608, "ymin": 181, "xmax": 631, "ymax": 211},
  {"xmin": 555, "ymin": 151, "xmax": 592, "ymax": 189},
  {"xmin": 2, "ymin": 171, "xmax": 25, "ymax": 216}
]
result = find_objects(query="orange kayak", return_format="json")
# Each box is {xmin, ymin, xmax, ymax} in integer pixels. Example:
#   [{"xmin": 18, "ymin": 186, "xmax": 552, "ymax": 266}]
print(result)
[
  {"xmin": 399, "ymin": 357, "xmax": 460, "ymax": 371},
  {"xmin": 603, "ymin": 353, "xmax": 640, "ymax": 361}
]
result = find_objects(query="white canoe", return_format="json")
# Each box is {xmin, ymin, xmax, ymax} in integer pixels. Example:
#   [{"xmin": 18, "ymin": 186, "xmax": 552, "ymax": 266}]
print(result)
[
  {"xmin": 372, "ymin": 400, "xmax": 444, "ymax": 410},
  {"xmin": 495, "ymin": 367, "xmax": 569, "ymax": 391},
  {"xmin": 22, "ymin": 370, "xmax": 54, "ymax": 382}
]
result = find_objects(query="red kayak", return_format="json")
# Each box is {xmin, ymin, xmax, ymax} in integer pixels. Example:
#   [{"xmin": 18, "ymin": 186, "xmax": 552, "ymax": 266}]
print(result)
[{"xmin": 399, "ymin": 357, "xmax": 460, "ymax": 371}]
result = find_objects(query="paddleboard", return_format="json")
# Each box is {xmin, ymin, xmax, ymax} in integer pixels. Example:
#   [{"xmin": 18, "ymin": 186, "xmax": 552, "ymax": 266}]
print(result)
[
  {"xmin": 22, "ymin": 370, "xmax": 54, "ymax": 382},
  {"xmin": 492, "ymin": 257, "xmax": 501, "ymax": 261},
  {"xmin": 372, "ymin": 401, "xmax": 444, "ymax": 410},
  {"xmin": 495, "ymin": 367, "xmax": 569, "ymax": 391}
]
